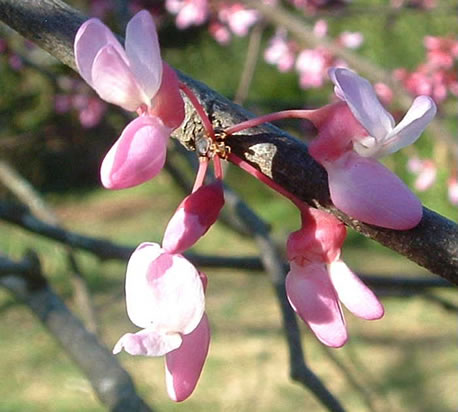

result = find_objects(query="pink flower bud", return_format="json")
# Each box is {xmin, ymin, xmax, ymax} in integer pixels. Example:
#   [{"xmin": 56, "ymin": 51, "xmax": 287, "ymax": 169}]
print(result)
[{"xmin": 163, "ymin": 180, "xmax": 225, "ymax": 254}]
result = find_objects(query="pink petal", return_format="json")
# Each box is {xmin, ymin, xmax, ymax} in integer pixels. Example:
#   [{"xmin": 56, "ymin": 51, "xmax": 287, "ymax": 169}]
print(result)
[
  {"xmin": 91, "ymin": 45, "xmax": 148, "ymax": 111},
  {"xmin": 325, "ymin": 151, "xmax": 423, "ymax": 230},
  {"xmin": 150, "ymin": 63, "xmax": 185, "ymax": 130},
  {"xmin": 74, "ymin": 18, "xmax": 127, "ymax": 87},
  {"xmin": 162, "ymin": 180, "xmax": 225, "ymax": 254},
  {"xmin": 381, "ymin": 96, "xmax": 436, "ymax": 157},
  {"xmin": 125, "ymin": 243, "xmax": 205, "ymax": 334},
  {"xmin": 125, "ymin": 10, "xmax": 163, "ymax": 100},
  {"xmin": 329, "ymin": 67, "xmax": 395, "ymax": 141},
  {"xmin": 113, "ymin": 329, "xmax": 182, "ymax": 357},
  {"xmin": 286, "ymin": 262, "xmax": 347, "ymax": 347},
  {"xmin": 328, "ymin": 260, "xmax": 384, "ymax": 320},
  {"xmin": 287, "ymin": 208, "xmax": 346, "ymax": 264},
  {"xmin": 165, "ymin": 313, "xmax": 210, "ymax": 402},
  {"xmin": 100, "ymin": 115, "xmax": 169, "ymax": 189}
]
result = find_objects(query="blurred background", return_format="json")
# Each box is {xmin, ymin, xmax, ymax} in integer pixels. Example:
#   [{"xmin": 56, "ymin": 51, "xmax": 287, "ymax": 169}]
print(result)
[{"xmin": 0, "ymin": 0, "xmax": 456, "ymax": 411}]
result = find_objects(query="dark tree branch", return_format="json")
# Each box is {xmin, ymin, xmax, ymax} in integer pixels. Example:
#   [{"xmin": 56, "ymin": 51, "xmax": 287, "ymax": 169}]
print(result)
[
  {"xmin": 0, "ymin": 200, "xmax": 453, "ymax": 292},
  {"xmin": 0, "ymin": 0, "xmax": 456, "ymax": 282},
  {"xmin": 0, "ymin": 251, "xmax": 152, "ymax": 412}
]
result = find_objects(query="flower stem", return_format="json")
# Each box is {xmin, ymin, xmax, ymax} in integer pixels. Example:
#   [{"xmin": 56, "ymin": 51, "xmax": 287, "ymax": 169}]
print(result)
[
  {"xmin": 192, "ymin": 158, "xmax": 209, "ymax": 192},
  {"xmin": 224, "ymin": 109, "xmax": 315, "ymax": 136},
  {"xmin": 179, "ymin": 83, "xmax": 216, "ymax": 140},
  {"xmin": 228, "ymin": 153, "xmax": 305, "ymax": 209}
]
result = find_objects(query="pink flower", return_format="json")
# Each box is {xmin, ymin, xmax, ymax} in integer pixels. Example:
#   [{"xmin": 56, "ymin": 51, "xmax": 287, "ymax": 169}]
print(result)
[
  {"xmin": 407, "ymin": 157, "xmax": 437, "ymax": 191},
  {"xmin": 295, "ymin": 48, "xmax": 332, "ymax": 89},
  {"xmin": 338, "ymin": 31, "xmax": 364, "ymax": 49},
  {"xmin": 264, "ymin": 30, "xmax": 296, "ymax": 72},
  {"xmin": 113, "ymin": 243, "xmax": 208, "ymax": 401},
  {"xmin": 218, "ymin": 4, "xmax": 259, "ymax": 37},
  {"xmin": 313, "ymin": 19, "xmax": 328, "ymax": 38},
  {"xmin": 166, "ymin": 0, "xmax": 209, "ymax": 29},
  {"xmin": 74, "ymin": 11, "xmax": 184, "ymax": 189},
  {"xmin": 374, "ymin": 82, "xmax": 394, "ymax": 105},
  {"xmin": 163, "ymin": 180, "xmax": 225, "ymax": 254},
  {"xmin": 448, "ymin": 176, "xmax": 458, "ymax": 206},
  {"xmin": 209, "ymin": 21, "xmax": 231, "ymax": 45},
  {"xmin": 286, "ymin": 208, "xmax": 383, "ymax": 347},
  {"xmin": 309, "ymin": 68, "xmax": 436, "ymax": 229}
]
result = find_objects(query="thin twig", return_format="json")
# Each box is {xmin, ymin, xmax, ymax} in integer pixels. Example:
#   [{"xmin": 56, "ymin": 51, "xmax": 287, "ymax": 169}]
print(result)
[
  {"xmin": 234, "ymin": 22, "xmax": 265, "ymax": 105},
  {"xmin": 0, "ymin": 251, "xmax": 152, "ymax": 412}
]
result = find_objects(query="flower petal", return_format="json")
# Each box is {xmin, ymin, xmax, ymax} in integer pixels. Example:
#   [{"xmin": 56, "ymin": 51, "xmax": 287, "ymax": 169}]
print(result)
[
  {"xmin": 150, "ymin": 63, "xmax": 185, "ymax": 129},
  {"xmin": 125, "ymin": 10, "xmax": 163, "ymax": 100},
  {"xmin": 165, "ymin": 313, "xmax": 210, "ymax": 402},
  {"xmin": 74, "ymin": 18, "xmax": 126, "ymax": 87},
  {"xmin": 286, "ymin": 262, "xmax": 347, "ymax": 347},
  {"xmin": 91, "ymin": 45, "xmax": 148, "ymax": 111},
  {"xmin": 113, "ymin": 329, "xmax": 182, "ymax": 357},
  {"xmin": 100, "ymin": 115, "xmax": 169, "ymax": 189},
  {"xmin": 125, "ymin": 243, "xmax": 205, "ymax": 334},
  {"xmin": 325, "ymin": 151, "xmax": 423, "ymax": 229},
  {"xmin": 379, "ymin": 96, "xmax": 436, "ymax": 157},
  {"xmin": 329, "ymin": 67, "xmax": 395, "ymax": 141},
  {"xmin": 328, "ymin": 260, "xmax": 384, "ymax": 320}
]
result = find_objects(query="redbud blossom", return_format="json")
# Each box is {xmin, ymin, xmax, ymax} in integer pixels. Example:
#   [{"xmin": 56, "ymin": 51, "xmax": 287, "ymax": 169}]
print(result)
[
  {"xmin": 286, "ymin": 209, "xmax": 384, "ymax": 347},
  {"xmin": 113, "ymin": 243, "xmax": 205, "ymax": 357},
  {"xmin": 74, "ymin": 11, "xmax": 184, "ymax": 189},
  {"xmin": 309, "ymin": 68, "xmax": 436, "ymax": 229}
]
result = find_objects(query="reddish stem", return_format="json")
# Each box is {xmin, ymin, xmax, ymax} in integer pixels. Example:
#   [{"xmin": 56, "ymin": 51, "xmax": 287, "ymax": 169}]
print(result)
[
  {"xmin": 179, "ymin": 83, "xmax": 216, "ymax": 140},
  {"xmin": 228, "ymin": 153, "xmax": 306, "ymax": 210},
  {"xmin": 213, "ymin": 156, "xmax": 224, "ymax": 180},
  {"xmin": 192, "ymin": 158, "xmax": 209, "ymax": 192},
  {"xmin": 224, "ymin": 109, "xmax": 316, "ymax": 136}
]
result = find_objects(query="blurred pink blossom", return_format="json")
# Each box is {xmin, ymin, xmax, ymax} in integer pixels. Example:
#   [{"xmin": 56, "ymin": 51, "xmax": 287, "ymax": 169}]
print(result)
[
  {"xmin": 296, "ymin": 47, "xmax": 332, "ymax": 88},
  {"xmin": 313, "ymin": 19, "xmax": 328, "ymax": 38},
  {"xmin": 166, "ymin": 0, "xmax": 209, "ymax": 29},
  {"xmin": 338, "ymin": 31, "xmax": 364, "ymax": 49},
  {"xmin": 264, "ymin": 29, "xmax": 296, "ymax": 72},
  {"xmin": 374, "ymin": 82, "xmax": 394, "ymax": 105},
  {"xmin": 407, "ymin": 157, "xmax": 437, "ymax": 191},
  {"xmin": 208, "ymin": 21, "xmax": 231, "ymax": 45},
  {"xmin": 448, "ymin": 176, "xmax": 458, "ymax": 206},
  {"xmin": 218, "ymin": 3, "xmax": 259, "ymax": 37}
]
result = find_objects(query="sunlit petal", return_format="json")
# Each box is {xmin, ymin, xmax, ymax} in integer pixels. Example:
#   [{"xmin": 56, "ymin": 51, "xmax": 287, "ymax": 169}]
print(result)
[
  {"xmin": 125, "ymin": 10, "xmax": 163, "ymax": 99},
  {"xmin": 286, "ymin": 262, "xmax": 347, "ymax": 347},
  {"xmin": 325, "ymin": 151, "xmax": 423, "ymax": 229},
  {"xmin": 165, "ymin": 314, "xmax": 210, "ymax": 402},
  {"xmin": 100, "ymin": 115, "xmax": 169, "ymax": 189},
  {"xmin": 113, "ymin": 329, "xmax": 182, "ymax": 357},
  {"xmin": 330, "ymin": 68, "xmax": 394, "ymax": 141},
  {"xmin": 328, "ymin": 260, "xmax": 384, "ymax": 320}
]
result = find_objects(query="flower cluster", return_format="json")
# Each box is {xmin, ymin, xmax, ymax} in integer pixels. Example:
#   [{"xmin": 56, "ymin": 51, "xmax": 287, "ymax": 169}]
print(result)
[
  {"xmin": 264, "ymin": 20, "xmax": 364, "ymax": 90},
  {"xmin": 74, "ymin": 9, "xmax": 437, "ymax": 403},
  {"xmin": 394, "ymin": 35, "xmax": 458, "ymax": 104},
  {"xmin": 165, "ymin": 0, "xmax": 262, "ymax": 44}
]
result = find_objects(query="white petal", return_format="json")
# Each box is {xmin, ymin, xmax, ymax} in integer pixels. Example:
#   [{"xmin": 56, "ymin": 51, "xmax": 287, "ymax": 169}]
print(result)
[
  {"xmin": 125, "ymin": 243, "xmax": 205, "ymax": 334},
  {"xmin": 330, "ymin": 68, "xmax": 395, "ymax": 141},
  {"xmin": 328, "ymin": 260, "xmax": 384, "ymax": 320},
  {"xmin": 74, "ymin": 18, "xmax": 127, "ymax": 86},
  {"xmin": 125, "ymin": 10, "xmax": 163, "ymax": 100},
  {"xmin": 113, "ymin": 329, "xmax": 182, "ymax": 357},
  {"xmin": 91, "ymin": 45, "xmax": 148, "ymax": 111},
  {"xmin": 378, "ymin": 96, "xmax": 437, "ymax": 157}
]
